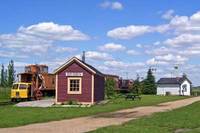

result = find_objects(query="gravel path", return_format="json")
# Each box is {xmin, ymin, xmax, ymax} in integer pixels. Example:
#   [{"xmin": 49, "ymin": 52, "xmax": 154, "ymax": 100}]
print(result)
[
  {"xmin": 16, "ymin": 99, "xmax": 55, "ymax": 107},
  {"xmin": 1, "ymin": 96, "xmax": 200, "ymax": 133}
]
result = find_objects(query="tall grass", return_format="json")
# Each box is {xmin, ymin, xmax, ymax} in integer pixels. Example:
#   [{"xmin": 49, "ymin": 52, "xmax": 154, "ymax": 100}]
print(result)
[
  {"xmin": 191, "ymin": 88, "xmax": 200, "ymax": 96},
  {"xmin": 0, "ymin": 87, "xmax": 11, "ymax": 102}
]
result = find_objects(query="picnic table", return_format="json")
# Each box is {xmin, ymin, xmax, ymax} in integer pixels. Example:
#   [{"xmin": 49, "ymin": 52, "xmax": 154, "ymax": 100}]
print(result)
[{"xmin": 125, "ymin": 94, "xmax": 142, "ymax": 100}]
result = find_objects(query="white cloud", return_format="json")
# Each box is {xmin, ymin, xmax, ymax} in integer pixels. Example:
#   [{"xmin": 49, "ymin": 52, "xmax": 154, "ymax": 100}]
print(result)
[
  {"xmin": 153, "ymin": 41, "xmax": 161, "ymax": 46},
  {"xmin": 111, "ymin": 2, "xmax": 123, "ymax": 10},
  {"xmin": 85, "ymin": 51, "xmax": 113, "ymax": 61},
  {"xmin": 190, "ymin": 11, "xmax": 200, "ymax": 23},
  {"xmin": 104, "ymin": 10, "xmax": 200, "ymax": 85},
  {"xmin": 39, "ymin": 57, "xmax": 70, "ymax": 72},
  {"xmin": 145, "ymin": 46, "xmax": 176, "ymax": 56},
  {"xmin": 22, "ymin": 44, "xmax": 51, "ymax": 53},
  {"xmin": 55, "ymin": 47, "xmax": 78, "ymax": 53},
  {"xmin": 168, "ymin": 11, "xmax": 200, "ymax": 33},
  {"xmin": 126, "ymin": 50, "xmax": 140, "ymax": 55},
  {"xmin": 18, "ymin": 22, "xmax": 90, "ymax": 41},
  {"xmin": 100, "ymin": 1, "xmax": 123, "ymax": 10},
  {"xmin": 107, "ymin": 11, "xmax": 200, "ymax": 39},
  {"xmin": 136, "ymin": 43, "xmax": 142, "ymax": 48},
  {"xmin": 0, "ymin": 50, "xmax": 28, "ymax": 58},
  {"xmin": 146, "ymin": 53, "xmax": 188, "ymax": 66},
  {"xmin": 178, "ymin": 45, "xmax": 200, "ymax": 56},
  {"xmin": 14, "ymin": 61, "xmax": 28, "ymax": 67},
  {"xmin": 146, "ymin": 58, "xmax": 169, "ymax": 66},
  {"xmin": 146, "ymin": 58, "xmax": 155, "ymax": 65},
  {"xmin": 156, "ymin": 54, "xmax": 174, "ymax": 61},
  {"xmin": 0, "ymin": 22, "xmax": 89, "ymax": 57},
  {"xmin": 104, "ymin": 60, "xmax": 144, "ymax": 69},
  {"xmin": 107, "ymin": 25, "xmax": 152, "ymax": 39},
  {"xmin": 163, "ymin": 73, "xmax": 173, "ymax": 78},
  {"xmin": 96, "ymin": 65, "xmax": 110, "ymax": 71},
  {"xmin": 0, "ymin": 33, "xmax": 52, "ymax": 48},
  {"xmin": 107, "ymin": 24, "xmax": 170, "ymax": 39},
  {"xmin": 154, "ymin": 24, "xmax": 170, "ymax": 33},
  {"xmin": 156, "ymin": 54, "xmax": 188, "ymax": 64},
  {"xmin": 162, "ymin": 9, "xmax": 175, "ymax": 20},
  {"xmin": 170, "ymin": 16, "xmax": 189, "ymax": 27},
  {"xmin": 0, "ymin": 33, "xmax": 52, "ymax": 55},
  {"xmin": 163, "ymin": 34, "xmax": 200, "ymax": 47},
  {"xmin": 169, "ymin": 16, "xmax": 189, "ymax": 33},
  {"xmin": 100, "ymin": 1, "xmax": 110, "ymax": 8},
  {"xmin": 99, "ymin": 43, "xmax": 126, "ymax": 51}
]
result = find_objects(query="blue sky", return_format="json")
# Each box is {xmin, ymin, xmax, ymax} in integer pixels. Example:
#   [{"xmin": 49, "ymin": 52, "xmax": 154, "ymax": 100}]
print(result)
[{"xmin": 0, "ymin": 0, "xmax": 200, "ymax": 85}]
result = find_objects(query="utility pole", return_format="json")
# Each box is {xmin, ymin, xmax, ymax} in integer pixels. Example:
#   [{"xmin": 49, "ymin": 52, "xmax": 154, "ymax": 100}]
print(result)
[
  {"xmin": 174, "ymin": 64, "xmax": 179, "ymax": 77},
  {"xmin": 124, "ymin": 72, "xmax": 128, "ymax": 79}
]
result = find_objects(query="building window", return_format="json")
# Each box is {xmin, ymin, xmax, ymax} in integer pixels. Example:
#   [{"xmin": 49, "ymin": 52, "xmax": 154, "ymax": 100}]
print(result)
[
  {"xmin": 67, "ymin": 77, "xmax": 82, "ymax": 94},
  {"xmin": 182, "ymin": 84, "xmax": 187, "ymax": 92}
]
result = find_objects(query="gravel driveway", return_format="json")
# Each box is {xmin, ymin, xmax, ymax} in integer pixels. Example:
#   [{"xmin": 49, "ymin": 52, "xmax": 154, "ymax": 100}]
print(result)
[
  {"xmin": 16, "ymin": 99, "xmax": 55, "ymax": 107},
  {"xmin": 1, "ymin": 96, "xmax": 200, "ymax": 133}
]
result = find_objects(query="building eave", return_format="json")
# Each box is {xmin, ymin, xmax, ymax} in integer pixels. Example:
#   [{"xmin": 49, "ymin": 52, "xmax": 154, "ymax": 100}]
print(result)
[{"xmin": 53, "ymin": 57, "xmax": 96, "ymax": 75}]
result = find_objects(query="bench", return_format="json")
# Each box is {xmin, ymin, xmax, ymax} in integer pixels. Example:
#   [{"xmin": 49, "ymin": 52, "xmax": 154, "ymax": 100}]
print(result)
[{"xmin": 125, "ymin": 94, "xmax": 142, "ymax": 100}]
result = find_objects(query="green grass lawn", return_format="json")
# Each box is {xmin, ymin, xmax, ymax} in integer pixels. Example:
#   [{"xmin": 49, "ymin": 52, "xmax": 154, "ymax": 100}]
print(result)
[
  {"xmin": 91, "ymin": 101, "xmax": 200, "ymax": 133},
  {"xmin": 0, "ymin": 95, "xmax": 188, "ymax": 128}
]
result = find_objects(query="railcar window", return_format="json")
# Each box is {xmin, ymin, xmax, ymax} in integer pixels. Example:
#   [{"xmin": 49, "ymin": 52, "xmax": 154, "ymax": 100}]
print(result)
[
  {"xmin": 12, "ymin": 84, "xmax": 18, "ymax": 89},
  {"xmin": 19, "ymin": 84, "xmax": 28, "ymax": 89}
]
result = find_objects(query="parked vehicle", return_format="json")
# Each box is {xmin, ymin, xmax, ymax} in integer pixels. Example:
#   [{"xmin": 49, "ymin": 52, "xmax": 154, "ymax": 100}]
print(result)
[
  {"xmin": 11, "ymin": 82, "xmax": 33, "ymax": 101},
  {"xmin": 11, "ymin": 64, "xmax": 55, "ymax": 101}
]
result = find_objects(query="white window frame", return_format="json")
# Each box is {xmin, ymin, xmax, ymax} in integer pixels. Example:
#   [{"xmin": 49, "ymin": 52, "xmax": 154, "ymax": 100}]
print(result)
[
  {"xmin": 67, "ymin": 77, "xmax": 82, "ymax": 94},
  {"xmin": 182, "ymin": 84, "xmax": 187, "ymax": 92}
]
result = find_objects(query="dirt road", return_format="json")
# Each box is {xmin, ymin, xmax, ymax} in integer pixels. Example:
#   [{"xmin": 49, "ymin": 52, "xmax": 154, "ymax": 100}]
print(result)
[{"xmin": 1, "ymin": 96, "xmax": 200, "ymax": 133}]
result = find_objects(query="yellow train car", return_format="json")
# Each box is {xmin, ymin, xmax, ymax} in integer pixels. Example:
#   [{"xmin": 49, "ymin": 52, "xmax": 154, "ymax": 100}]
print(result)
[{"xmin": 11, "ymin": 82, "xmax": 32, "ymax": 101}]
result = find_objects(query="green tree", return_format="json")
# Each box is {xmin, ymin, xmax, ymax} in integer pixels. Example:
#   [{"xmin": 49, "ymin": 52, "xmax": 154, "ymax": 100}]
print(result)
[
  {"xmin": 7, "ymin": 60, "xmax": 15, "ymax": 86},
  {"xmin": 131, "ymin": 77, "xmax": 141, "ymax": 94},
  {"xmin": 105, "ymin": 79, "xmax": 116, "ymax": 99},
  {"xmin": 0, "ymin": 64, "xmax": 5, "ymax": 87},
  {"xmin": 142, "ymin": 68, "xmax": 157, "ymax": 94},
  {"xmin": 4, "ymin": 69, "xmax": 8, "ymax": 87}
]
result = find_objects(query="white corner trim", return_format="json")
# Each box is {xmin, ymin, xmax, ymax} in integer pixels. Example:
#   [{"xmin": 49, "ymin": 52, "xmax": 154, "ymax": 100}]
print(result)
[
  {"xmin": 55, "ymin": 74, "xmax": 58, "ymax": 103},
  {"xmin": 91, "ymin": 74, "xmax": 94, "ymax": 104}
]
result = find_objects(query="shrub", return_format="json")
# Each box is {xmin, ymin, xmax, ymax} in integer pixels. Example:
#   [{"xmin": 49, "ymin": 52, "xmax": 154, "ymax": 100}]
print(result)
[
  {"xmin": 191, "ymin": 90, "xmax": 200, "ymax": 96},
  {"xmin": 165, "ymin": 92, "xmax": 171, "ymax": 96},
  {"xmin": 61, "ymin": 99, "xmax": 79, "ymax": 105},
  {"xmin": 105, "ymin": 79, "xmax": 117, "ymax": 99}
]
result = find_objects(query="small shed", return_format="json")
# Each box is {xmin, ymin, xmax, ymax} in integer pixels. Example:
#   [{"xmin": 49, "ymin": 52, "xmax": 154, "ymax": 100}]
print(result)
[
  {"xmin": 53, "ymin": 57, "xmax": 105, "ymax": 104},
  {"xmin": 157, "ymin": 76, "xmax": 192, "ymax": 96}
]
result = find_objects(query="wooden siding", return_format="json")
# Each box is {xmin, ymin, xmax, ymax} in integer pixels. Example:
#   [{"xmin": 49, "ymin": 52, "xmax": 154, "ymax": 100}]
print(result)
[
  {"xmin": 57, "ymin": 61, "xmax": 93, "ymax": 103},
  {"xmin": 94, "ymin": 74, "xmax": 105, "ymax": 102},
  {"xmin": 42, "ymin": 73, "xmax": 55, "ymax": 90}
]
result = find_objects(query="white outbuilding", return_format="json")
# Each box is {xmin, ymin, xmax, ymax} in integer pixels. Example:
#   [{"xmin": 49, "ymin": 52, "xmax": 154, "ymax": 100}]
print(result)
[{"xmin": 157, "ymin": 76, "xmax": 192, "ymax": 96}]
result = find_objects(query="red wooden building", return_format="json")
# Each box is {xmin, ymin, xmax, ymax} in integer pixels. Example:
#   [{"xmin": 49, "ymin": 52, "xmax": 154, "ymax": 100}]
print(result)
[{"xmin": 53, "ymin": 57, "xmax": 105, "ymax": 105}]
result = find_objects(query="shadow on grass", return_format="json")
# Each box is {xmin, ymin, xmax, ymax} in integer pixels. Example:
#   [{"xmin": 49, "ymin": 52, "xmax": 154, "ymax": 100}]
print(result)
[{"xmin": 0, "ymin": 101, "xmax": 15, "ymax": 106}]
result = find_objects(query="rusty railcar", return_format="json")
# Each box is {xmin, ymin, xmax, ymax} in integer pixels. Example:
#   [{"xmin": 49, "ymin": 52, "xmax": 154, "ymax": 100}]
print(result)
[{"xmin": 17, "ymin": 64, "xmax": 55, "ymax": 98}]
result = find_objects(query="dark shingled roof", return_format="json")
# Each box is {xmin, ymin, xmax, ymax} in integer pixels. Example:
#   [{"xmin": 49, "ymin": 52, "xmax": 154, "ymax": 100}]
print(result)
[
  {"xmin": 76, "ymin": 58, "xmax": 104, "ymax": 76},
  {"xmin": 157, "ymin": 76, "xmax": 192, "ymax": 85}
]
